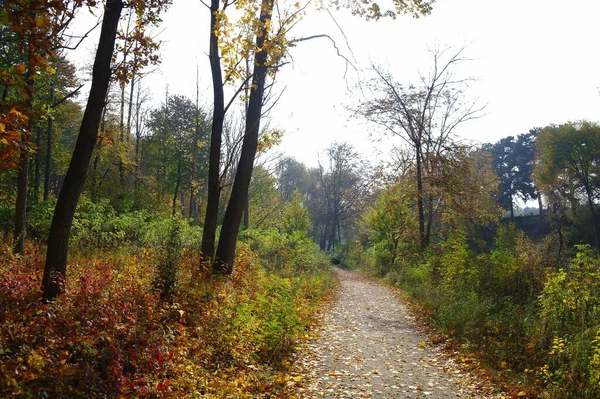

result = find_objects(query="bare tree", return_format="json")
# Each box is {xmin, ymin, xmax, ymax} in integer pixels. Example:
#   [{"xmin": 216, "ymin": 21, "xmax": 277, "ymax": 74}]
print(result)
[
  {"xmin": 358, "ymin": 45, "xmax": 484, "ymax": 250},
  {"xmin": 308, "ymin": 142, "xmax": 370, "ymax": 252}
]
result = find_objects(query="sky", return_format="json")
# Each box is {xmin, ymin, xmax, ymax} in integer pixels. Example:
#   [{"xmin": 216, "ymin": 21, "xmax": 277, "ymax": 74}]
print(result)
[{"xmin": 73, "ymin": 0, "xmax": 600, "ymax": 167}]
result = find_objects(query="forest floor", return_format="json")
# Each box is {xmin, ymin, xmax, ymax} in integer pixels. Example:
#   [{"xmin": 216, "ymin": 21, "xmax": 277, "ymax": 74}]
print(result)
[{"xmin": 286, "ymin": 268, "xmax": 505, "ymax": 399}]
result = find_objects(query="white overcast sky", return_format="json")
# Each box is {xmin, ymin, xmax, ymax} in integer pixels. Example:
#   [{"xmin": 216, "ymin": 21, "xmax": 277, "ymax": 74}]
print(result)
[{"xmin": 73, "ymin": 0, "xmax": 600, "ymax": 167}]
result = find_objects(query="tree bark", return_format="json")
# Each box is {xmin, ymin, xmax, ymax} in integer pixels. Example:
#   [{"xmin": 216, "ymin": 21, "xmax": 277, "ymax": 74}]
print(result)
[
  {"xmin": 425, "ymin": 192, "xmax": 434, "ymax": 248},
  {"xmin": 118, "ymin": 81, "xmax": 126, "ymax": 188},
  {"xmin": 172, "ymin": 156, "xmax": 181, "ymax": 217},
  {"xmin": 584, "ymin": 184, "xmax": 600, "ymax": 251},
  {"xmin": 415, "ymin": 145, "xmax": 425, "ymax": 251},
  {"xmin": 14, "ymin": 62, "xmax": 35, "ymax": 255},
  {"xmin": 319, "ymin": 225, "xmax": 327, "ymax": 251},
  {"xmin": 200, "ymin": 0, "xmax": 226, "ymax": 262},
  {"xmin": 42, "ymin": 0, "xmax": 124, "ymax": 300},
  {"xmin": 14, "ymin": 146, "xmax": 29, "ymax": 254},
  {"xmin": 43, "ymin": 84, "xmax": 55, "ymax": 201},
  {"xmin": 242, "ymin": 194, "xmax": 249, "ymax": 229},
  {"xmin": 134, "ymin": 85, "xmax": 142, "ymax": 196},
  {"xmin": 213, "ymin": 0, "xmax": 273, "ymax": 274},
  {"xmin": 189, "ymin": 116, "xmax": 199, "ymax": 220},
  {"xmin": 34, "ymin": 127, "xmax": 41, "ymax": 204}
]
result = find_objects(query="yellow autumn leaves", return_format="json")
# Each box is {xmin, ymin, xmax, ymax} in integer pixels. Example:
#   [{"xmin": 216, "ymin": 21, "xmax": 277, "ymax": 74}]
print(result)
[{"xmin": 214, "ymin": 0, "xmax": 304, "ymax": 85}]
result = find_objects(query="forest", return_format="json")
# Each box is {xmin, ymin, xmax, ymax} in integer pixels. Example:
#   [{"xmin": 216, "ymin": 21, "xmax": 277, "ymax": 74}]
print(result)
[{"xmin": 1, "ymin": 0, "xmax": 600, "ymax": 398}]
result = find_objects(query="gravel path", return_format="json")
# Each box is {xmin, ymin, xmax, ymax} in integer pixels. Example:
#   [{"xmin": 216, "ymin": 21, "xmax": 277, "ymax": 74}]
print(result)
[{"xmin": 290, "ymin": 268, "xmax": 501, "ymax": 399}]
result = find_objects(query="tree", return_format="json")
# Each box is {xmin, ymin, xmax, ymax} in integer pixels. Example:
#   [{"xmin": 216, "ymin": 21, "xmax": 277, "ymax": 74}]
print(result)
[
  {"xmin": 276, "ymin": 156, "xmax": 309, "ymax": 202},
  {"xmin": 308, "ymin": 142, "xmax": 369, "ymax": 251},
  {"xmin": 359, "ymin": 46, "xmax": 483, "ymax": 250},
  {"xmin": 42, "ymin": 0, "xmax": 144, "ymax": 300},
  {"xmin": 364, "ymin": 181, "xmax": 419, "ymax": 275},
  {"xmin": 203, "ymin": 0, "xmax": 435, "ymax": 272},
  {"xmin": 212, "ymin": 0, "xmax": 277, "ymax": 273},
  {"xmin": 3, "ymin": 0, "xmax": 83, "ymax": 254},
  {"xmin": 200, "ymin": 0, "xmax": 296, "ymax": 263},
  {"xmin": 283, "ymin": 189, "xmax": 311, "ymax": 235},
  {"xmin": 0, "ymin": 7, "xmax": 28, "ymax": 171},
  {"xmin": 333, "ymin": 0, "xmax": 434, "ymax": 20},
  {"xmin": 485, "ymin": 129, "xmax": 539, "ymax": 219},
  {"xmin": 535, "ymin": 121, "xmax": 600, "ymax": 250},
  {"xmin": 435, "ymin": 147, "xmax": 501, "ymax": 240},
  {"xmin": 246, "ymin": 165, "xmax": 283, "ymax": 229},
  {"xmin": 199, "ymin": 0, "xmax": 230, "ymax": 262},
  {"xmin": 112, "ymin": 4, "xmax": 162, "ymax": 195},
  {"xmin": 37, "ymin": 56, "xmax": 82, "ymax": 202},
  {"xmin": 145, "ymin": 93, "xmax": 208, "ymax": 216}
]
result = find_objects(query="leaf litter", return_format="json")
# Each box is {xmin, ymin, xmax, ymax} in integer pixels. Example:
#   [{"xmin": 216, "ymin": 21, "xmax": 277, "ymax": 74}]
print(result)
[{"xmin": 285, "ymin": 268, "xmax": 505, "ymax": 398}]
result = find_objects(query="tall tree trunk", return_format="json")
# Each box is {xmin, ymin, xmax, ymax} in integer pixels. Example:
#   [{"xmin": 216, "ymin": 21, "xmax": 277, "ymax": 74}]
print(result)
[
  {"xmin": 117, "ymin": 17, "xmax": 132, "ymax": 191},
  {"xmin": 415, "ymin": 145, "xmax": 425, "ymax": 251},
  {"xmin": 328, "ymin": 216, "xmax": 337, "ymax": 251},
  {"xmin": 213, "ymin": 0, "xmax": 273, "ymax": 273},
  {"xmin": 43, "ymin": 84, "xmax": 55, "ymax": 201},
  {"xmin": 200, "ymin": 0, "xmax": 226, "ymax": 262},
  {"xmin": 91, "ymin": 150, "xmax": 101, "ymax": 202},
  {"xmin": 14, "ymin": 61, "xmax": 35, "ymax": 255},
  {"xmin": 159, "ymin": 145, "xmax": 167, "ymax": 201},
  {"xmin": 584, "ymin": 184, "xmax": 600, "ymax": 251},
  {"xmin": 172, "ymin": 156, "xmax": 182, "ymax": 217},
  {"xmin": 537, "ymin": 190, "xmax": 543, "ymax": 217},
  {"xmin": 91, "ymin": 110, "xmax": 107, "ymax": 202},
  {"xmin": 42, "ymin": 0, "xmax": 124, "ymax": 301},
  {"xmin": 134, "ymin": 84, "xmax": 142, "ymax": 196},
  {"xmin": 14, "ymin": 146, "xmax": 30, "ymax": 254},
  {"xmin": 118, "ymin": 82, "xmax": 126, "ymax": 188},
  {"xmin": 425, "ymin": 194, "xmax": 433, "ymax": 248},
  {"xmin": 319, "ymin": 224, "xmax": 327, "ymax": 251},
  {"xmin": 242, "ymin": 194, "xmax": 249, "ymax": 229},
  {"xmin": 126, "ymin": 61, "xmax": 137, "ymax": 137},
  {"xmin": 189, "ymin": 110, "xmax": 199, "ymax": 220},
  {"xmin": 34, "ymin": 127, "xmax": 41, "ymax": 204}
]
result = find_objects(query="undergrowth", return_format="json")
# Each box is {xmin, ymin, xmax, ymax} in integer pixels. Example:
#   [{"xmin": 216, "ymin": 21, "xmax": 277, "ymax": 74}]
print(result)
[
  {"xmin": 0, "ymin": 230, "xmax": 336, "ymax": 397},
  {"xmin": 359, "ymin": 224, "xmax": 600, "ymax": 399}
]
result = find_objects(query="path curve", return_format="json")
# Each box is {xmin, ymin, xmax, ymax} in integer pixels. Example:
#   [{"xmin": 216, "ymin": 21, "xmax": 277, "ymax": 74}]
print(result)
[{"xmin": 290, "ymin": 268, "xmax": 501, "ymax": 398}]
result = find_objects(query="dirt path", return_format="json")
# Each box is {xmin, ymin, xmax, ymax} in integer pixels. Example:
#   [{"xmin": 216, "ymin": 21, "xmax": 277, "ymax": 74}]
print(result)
[{"xmin": 290, "ymin": 268, "xmax": 501, "ymax": 398}]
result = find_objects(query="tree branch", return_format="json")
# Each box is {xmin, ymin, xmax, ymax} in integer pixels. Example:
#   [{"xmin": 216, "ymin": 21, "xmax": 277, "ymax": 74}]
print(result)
[{"xmin": 51, "ymin": 84, "xmax": 84, "ymax": 108}]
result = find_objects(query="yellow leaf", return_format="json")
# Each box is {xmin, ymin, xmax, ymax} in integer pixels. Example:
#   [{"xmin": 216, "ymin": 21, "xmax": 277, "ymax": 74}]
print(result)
[{"xmin": 35, "ymin": 15, "xmax": 50, "ymax": 29}]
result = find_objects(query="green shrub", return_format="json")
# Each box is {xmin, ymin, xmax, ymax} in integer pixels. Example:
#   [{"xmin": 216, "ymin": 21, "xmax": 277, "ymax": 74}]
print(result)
[
  {"xmin": 0, "ymin": 206, "xmax": 14, "ymax": 236},
  {"xmin": 0, "ymin": 230, "xmax": 335, "ymax": 398},
  {"xmin": 154, "ymin": 218, "xmax": 182, "ymax": 298},
  {"xmin": 23, "ymin": 196, "xmax": 202, "ymax": 253},
  {"xmin": 254, "ymin": 276, "xmax": 303, "ymax": 361},
  {"xmin": 27, "ymin": 200, "xmax": 56, "ymax": 240},
  {"xmin": 438, "ymin": 229, "xmax": 478, "ymax": 292},
  {"xmin": 362, "ymin": 184, "xmax": 419, "ymax": 276},
  {"xmin": 242, "ymin": 228, "xmax": 329, "ymax": 275},
  {"xmin": 536, "ymin": 245, "xmax": 600, "ymax": 398}
]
